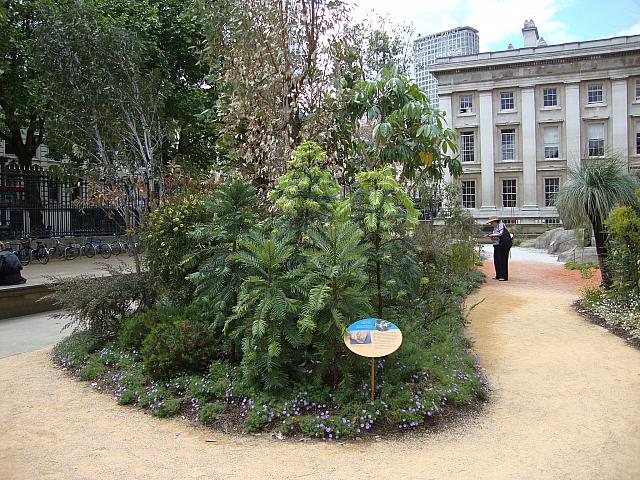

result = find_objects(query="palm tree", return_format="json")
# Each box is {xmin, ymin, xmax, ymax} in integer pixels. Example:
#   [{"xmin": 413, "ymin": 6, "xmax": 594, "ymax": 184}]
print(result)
[{"xmin": 555, "ymin": 157, "xmax": 638, "ymax": 288}]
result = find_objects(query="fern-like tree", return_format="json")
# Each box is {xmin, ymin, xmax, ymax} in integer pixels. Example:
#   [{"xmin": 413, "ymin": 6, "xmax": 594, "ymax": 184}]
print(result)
[
  {"xmin": 351, "ymin": 168, "xmax": 419, "ymax": 316},
  {"xmin": 298, "ymin": 220, "xmax": 372, "ymax": 386},
  {"xmin": 227, "ymin": 231, "xmax": 302, "ymax": 391},
  {"xmin": 188, "ymin": 179, "xmax": 261, "ymax": 358},
  {"xmin": 268, "ymin": 141, "xmax": 341, "ymax": 244},
  {"xmin": 555, "ymin": 157, "xmax": 638, "ymax": 288}
]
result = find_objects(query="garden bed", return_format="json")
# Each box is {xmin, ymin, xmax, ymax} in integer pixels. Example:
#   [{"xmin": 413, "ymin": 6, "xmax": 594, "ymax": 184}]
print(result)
[{"xmin": 574, "ymin": 299, "xmax": 640, "ymax": 350}]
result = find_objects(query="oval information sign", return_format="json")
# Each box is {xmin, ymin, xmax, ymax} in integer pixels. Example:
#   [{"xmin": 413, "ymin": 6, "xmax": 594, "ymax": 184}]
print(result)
[{"xmin": 344, "ymin": 318, "xmax": 402, "ymax": 358}]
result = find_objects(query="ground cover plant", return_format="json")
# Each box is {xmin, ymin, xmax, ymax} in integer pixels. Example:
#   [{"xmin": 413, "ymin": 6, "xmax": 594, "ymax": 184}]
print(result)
[{"xmin": 51, "ymin": 141, "xmax": 487, "ymax": 440}]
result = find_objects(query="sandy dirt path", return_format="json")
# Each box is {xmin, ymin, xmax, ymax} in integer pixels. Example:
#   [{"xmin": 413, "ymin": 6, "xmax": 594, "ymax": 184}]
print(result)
[{"xmin": 2, "ymin": 255, "xmax": 640, "ymax": 480}]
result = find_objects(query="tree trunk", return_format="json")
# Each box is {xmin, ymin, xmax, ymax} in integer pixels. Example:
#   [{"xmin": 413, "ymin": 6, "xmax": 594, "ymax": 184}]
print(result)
[
  {"xmin": 591, "ymin": 218, "xmax": 611, "ymax": 289},
  {"xmin": 13, "ymin": 131, "xmax": 45, "ymax": 235}
]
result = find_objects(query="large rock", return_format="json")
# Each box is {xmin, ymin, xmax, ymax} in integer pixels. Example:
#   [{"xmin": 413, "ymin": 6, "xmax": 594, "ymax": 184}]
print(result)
[
  {"xmin": 547, "ymin": 229, "xmax": 579, "ymax": 254},
  {"xmin": 557, "ymin": 247, "xmax": 599, "ymax": 264},
  {"xmin": 520, "ymin": 227, "xmax": 578, "ymax": 252}
]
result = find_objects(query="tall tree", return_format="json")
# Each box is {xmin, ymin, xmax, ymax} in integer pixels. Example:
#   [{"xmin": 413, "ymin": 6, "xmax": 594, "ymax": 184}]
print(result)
[
  {"xmin": 201, "ymin": 0, "xmax": 350, "ymax": 192},
  {"xmin": 555, "ymin": 157, "xmax": 638, "ymax": 288},
  {"xmin": 0, "ymin": 0, "xmax": 46, "ymax": 167},
  {"xmin": 0, "ymin": 0, "xmax": 50, "ymax": 232},
  {"xmin": 34, "ymin": 0, "xmax": 167, "ymax": 271}
]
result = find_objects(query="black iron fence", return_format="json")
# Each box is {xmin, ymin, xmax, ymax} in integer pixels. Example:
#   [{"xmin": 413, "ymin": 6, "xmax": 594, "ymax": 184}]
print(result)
[{"xmin": 0, "ymin": 164, "xmax": 127, "ymax": 240}]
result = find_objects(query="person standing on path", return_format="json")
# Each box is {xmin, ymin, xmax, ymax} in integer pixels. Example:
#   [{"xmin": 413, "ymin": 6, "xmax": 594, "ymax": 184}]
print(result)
[{"xmin": 486, "ymin": 216, "xmax": 510, "ymax": 281}]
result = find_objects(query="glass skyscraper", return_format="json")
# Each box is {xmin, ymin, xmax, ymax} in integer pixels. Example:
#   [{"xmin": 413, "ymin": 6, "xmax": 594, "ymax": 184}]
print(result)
[{"xmin": 413, "ymin": 27, "xmax": 479, "ymax": 109}]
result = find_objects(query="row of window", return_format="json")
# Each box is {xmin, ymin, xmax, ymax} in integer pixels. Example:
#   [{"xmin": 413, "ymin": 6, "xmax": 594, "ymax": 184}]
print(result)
[
  {"xmin": 458, "ymin": 81, "xmax": 640, "ymax": 114},
  {"xmin": 461, "ymin": 178, "xmax": 560, "ymax": 209},
  {"xmin": 458, "ymin": 122, "xmax": 640, "ymax": 162}
]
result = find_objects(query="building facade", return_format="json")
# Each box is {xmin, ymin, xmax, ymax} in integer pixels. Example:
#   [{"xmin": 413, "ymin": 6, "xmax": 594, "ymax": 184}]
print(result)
[
  {"xmin": 430, "ymin": 24, "xmax": 640, "ymax": 225},
  {"xmin": 413, "ymin": 27, "xmax": 479, "ymax": 109}
]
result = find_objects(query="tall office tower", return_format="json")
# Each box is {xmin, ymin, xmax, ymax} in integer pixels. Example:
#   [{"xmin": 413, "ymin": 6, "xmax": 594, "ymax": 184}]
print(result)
[{"xmin": 413, "ymin": 26, "xmax": 479, "ymax": 109}]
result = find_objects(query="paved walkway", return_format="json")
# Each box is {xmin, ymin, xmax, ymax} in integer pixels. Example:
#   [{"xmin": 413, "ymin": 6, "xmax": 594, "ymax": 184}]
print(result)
[
  {"xmin": 0, "ymin": 255, "xmax": 137, "ymax": 291},
  {"xmin": 1, "ymin": 249, "xmax": 639, "ymax": 479}
]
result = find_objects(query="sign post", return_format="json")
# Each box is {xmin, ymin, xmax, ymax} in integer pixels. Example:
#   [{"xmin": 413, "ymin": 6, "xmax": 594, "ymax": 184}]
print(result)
[{"xmin": 344, "ymin": 318, "xmax": 402, "ymax": 401}]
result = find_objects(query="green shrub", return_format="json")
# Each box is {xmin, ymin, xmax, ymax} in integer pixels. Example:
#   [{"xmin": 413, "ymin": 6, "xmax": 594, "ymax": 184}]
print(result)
[
  {"xmin": 198, "ymin": 401, "xmax": 227, "ymax": 424},
  {"xmin": 45, "ymin": 265, "xmax": 156, "ymax": 334},
  {"xmin": 52, "ymin": 331, "xmax": 111, "ymax": 369},
  {"xmin": 605, "ymin": 200, "xmax": 640, "ymax": 295},
  {"xmin": 137, "ymin": 381, "xmax": 182, "ymax": 417},
  {"xmin": 142, "ymin": 316, "xmax": 219, "ymax": 379},
  {"xmin": 143, "ymin": 189, "xmax": 212, "ymax": 301},
  {"xmin": 564, "ymin": 262, "xmax": 599, "ymax": 278},
  {"xmin": 119, "ymin": 306, "xmax": 183, "ymax": 351},
  {"xmin": 79, "ymin": 354, "xmax": 107, "ymax": 381}
]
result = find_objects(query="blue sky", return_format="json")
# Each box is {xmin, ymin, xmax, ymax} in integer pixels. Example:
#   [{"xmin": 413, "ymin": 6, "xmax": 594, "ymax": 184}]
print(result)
[{"xmin": 350, "ymin": 0, "xmax": 640, "ymax": 52}]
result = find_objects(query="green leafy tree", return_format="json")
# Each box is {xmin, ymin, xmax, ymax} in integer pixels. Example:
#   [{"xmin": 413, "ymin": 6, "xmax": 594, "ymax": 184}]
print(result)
[
  {"xmin": 604, "ymin": 188, "xmax": 640, "ymax": 294},
  {"xmin": 342, "ymin": 68, "xmax": 460, "ymax": 188},
  {"xmin": 298, "ymin": 220, "xmax": 372, "ymax": 386},
  {"xmin": 555, "ymin": 157, "xmax": 638, "ymax": 288},
  {"xmin": 351, "ymin": 168, "xmax": 419, "ymax": 317},
  {"xmin": 227, "ymin": 231, "xmax": 302, "ymax": 391},
  {"xmin": 0, "ymin": 0, "xmax": 49, "ymax": 231},
  {"xmin": 34, "ymin": 0, "xmax": 169, "ymax": 272},
  {"xmin": 0, "ymin": 0, "xmax": 46, "ymax": 168}
]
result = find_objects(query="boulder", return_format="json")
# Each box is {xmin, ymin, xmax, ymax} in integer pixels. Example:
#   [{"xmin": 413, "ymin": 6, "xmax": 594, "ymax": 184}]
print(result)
[
  {"xmin": 558, "ymin": 247, "xmax": 599, "ymax": 264},
  {"xmin": 547, "ymin": 229, "xmax": 578, "ymax": 254},
  {"xmin": 518, "ymin": 227, "xmax": 562, "ymax": 249}
]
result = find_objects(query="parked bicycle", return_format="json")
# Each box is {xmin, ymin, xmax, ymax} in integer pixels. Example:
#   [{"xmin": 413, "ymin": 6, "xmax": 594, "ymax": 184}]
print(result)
[
  {"xmin": 110, "ymin": 235, "xmax": 143, "ymax": 257},
  {"xmin": 49, "ymin": 237, "xmax": 81, "ymax": 261},
  {"xmin": 31, "ymin": 240, "xmax": 50, "ymax": 264},
  {"xmin": 15, "ymin": 238, "xmax": 32, "ymax": 266},
  {"xmin": 83, "ymin": 236, "xmax": 112, "ymax": 259}
]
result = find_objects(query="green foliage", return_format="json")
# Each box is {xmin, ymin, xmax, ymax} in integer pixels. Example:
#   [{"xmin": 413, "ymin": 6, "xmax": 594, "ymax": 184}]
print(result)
[
  {"xmin": 605, "ymin": 197, "xmax": 640, "ymax": 295},
  {"xmin": 269, "ymin": 141, "xmax": 342, "ymax": 240},
  {"xmin": 143, "ymin": 190, "xmax": 211, "ymax": 299},
  {"xmin": 198, "ymin": 402, "xmax": 227, "ymax": 424},
  {"xmin": 345, "ymin": 69, "xmax": 460, "ymax": 183},
  {"xmin": 298, "ymin": 220, "xmax": 372, "ymax": 385},
  {"xmin": 581, "ymin": 288, "xmax": 640, "ymax": 340},
  {"xmin": 119, "ymin": 306, "xmax": 182, "ymax": 351},
  {"xmin": 228, "ymin": 230, "xmax": 302, "ymax": 391},
  {"xmin": 0, "ymin": 0, "xmax": 47, "ymax": 168},
  {"xmin": 555, "ymin": 157, "xmax": 638, "ymax": 288},
  {"xmin": 79, "ymin": 354, "xmax": 108, "ymax": 381},
  {"xmin": 137, "ymin": 381, "xmax": 182, "ymax": 417},
  {"xmin": 351, "ymin": 168, "xmax": 419, "ymax": 316},
  {"xmin": 141, "ymin": 305, "xmax": 219, "ymax": 379},
  {"xmin": 51, "ymin": 331, "xmax": 111, "ymax": 369},
  {"xmin": 45, "ymin": 265, "xmax": 156, "ymax": 335},
  {"xmin": 564, "ymin": 262, "xmax": 599, "ymax": 279},
  {"xmin": 188, "ymin": 178, "xmax": 261, "ymax": 328}
]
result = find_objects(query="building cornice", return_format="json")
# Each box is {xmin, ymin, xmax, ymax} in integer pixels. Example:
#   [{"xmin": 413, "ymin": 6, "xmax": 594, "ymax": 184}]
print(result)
[{"xmin": 430, "ymin": 35, "xmax": 640, "ymax": 75}]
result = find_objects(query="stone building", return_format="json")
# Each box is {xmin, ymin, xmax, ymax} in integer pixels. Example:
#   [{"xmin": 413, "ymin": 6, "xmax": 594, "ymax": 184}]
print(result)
[{"xmin": 429, "ymin": 21, "xmax": 640, "ymax": 225}]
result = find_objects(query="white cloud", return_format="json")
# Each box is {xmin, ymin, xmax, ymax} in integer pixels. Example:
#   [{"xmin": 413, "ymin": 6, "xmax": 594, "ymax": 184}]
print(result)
[
  {"xmin": 617, "ymin": 22, "xmax": 640, "ymax": 36},
  {"xmin": 347, "ymin": 0, "xmax": 574, "ymax": 51}
]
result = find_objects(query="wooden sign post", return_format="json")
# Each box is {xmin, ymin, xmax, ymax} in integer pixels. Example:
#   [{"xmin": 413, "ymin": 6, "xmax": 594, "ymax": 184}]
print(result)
[{"xmin": 344, "ymin": 318, "xmax": 403, "ymax": 401}]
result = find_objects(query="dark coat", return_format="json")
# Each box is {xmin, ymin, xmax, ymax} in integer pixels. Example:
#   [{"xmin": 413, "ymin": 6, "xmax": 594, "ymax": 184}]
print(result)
[{"xmin": 0, "ymin": 249, "xmax": 26, "ymax": 285}]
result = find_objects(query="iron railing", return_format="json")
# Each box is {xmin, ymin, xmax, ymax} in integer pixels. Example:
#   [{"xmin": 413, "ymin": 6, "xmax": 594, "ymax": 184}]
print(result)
[{"xmin": 0, "ymin": 164, "xmax": 128, "ymax": 240}]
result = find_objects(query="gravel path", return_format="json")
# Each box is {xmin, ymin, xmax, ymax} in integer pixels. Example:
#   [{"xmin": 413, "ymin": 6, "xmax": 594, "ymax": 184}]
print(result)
[{"xmin": 2, "ymin": 250, "xmax": 639, "ymax": 480}]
